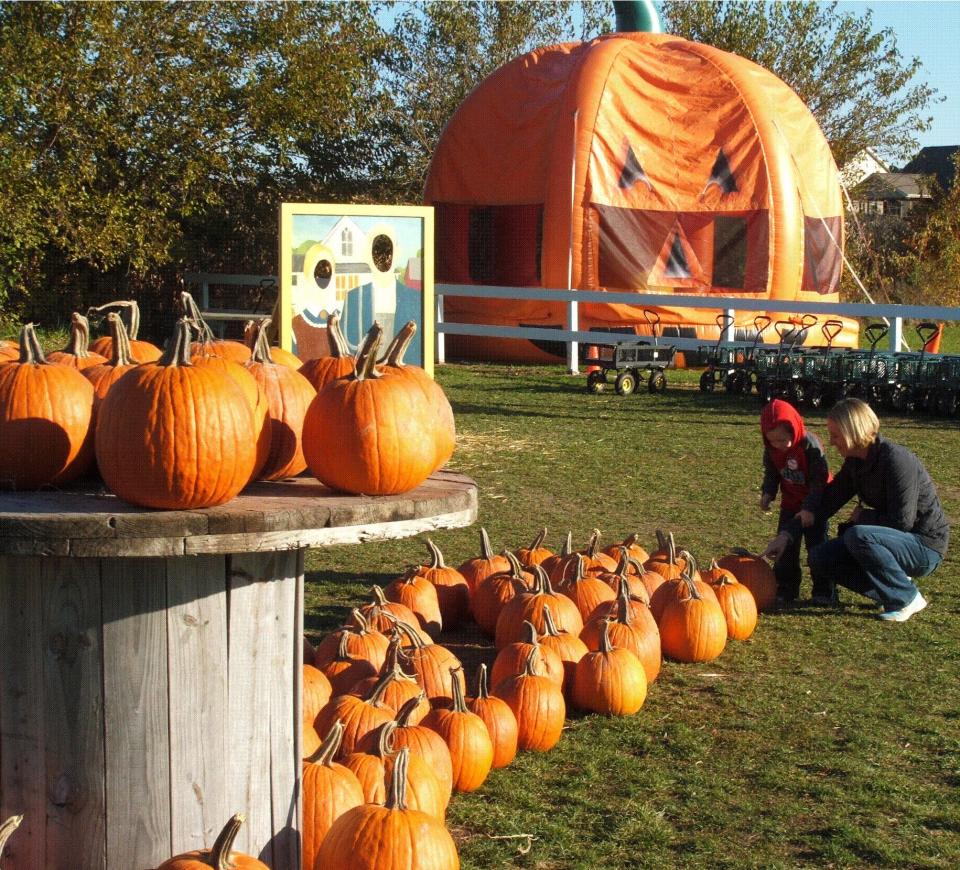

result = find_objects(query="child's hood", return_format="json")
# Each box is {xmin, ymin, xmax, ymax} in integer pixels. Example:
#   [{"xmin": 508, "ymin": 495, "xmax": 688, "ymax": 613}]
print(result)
[{"xmin": 760, "ymin": 399, "xmax": 807, "ymax": 459}]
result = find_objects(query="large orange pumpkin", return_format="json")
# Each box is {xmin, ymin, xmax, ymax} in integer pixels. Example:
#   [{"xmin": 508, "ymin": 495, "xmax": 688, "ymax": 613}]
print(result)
[
  {"xmin": 156, "ymin": 813, "xmax": 269, "ymax": 870},
  {"xmin": 0, "ymin": 324, "xmax": 95, "ymax": 489},
  {"xmin": 83, "ymin": 312, "xmax": 141, "ymax": 411},
  {"xmin": 717, "ymin": 548, "xmax": 778, "ymax": 612},
  {"xmin": 302, "ymin": 323, "xmax": 445, "ymax": 495},
  {"xmin": 95, "ymin": 318, "xmax": 256, "ymax": 509}
]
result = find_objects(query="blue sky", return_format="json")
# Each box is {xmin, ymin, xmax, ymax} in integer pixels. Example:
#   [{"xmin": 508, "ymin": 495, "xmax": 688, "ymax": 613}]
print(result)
[{"xmin": 837, "ymin": 1, "xmax": 960, "ymax": 150}]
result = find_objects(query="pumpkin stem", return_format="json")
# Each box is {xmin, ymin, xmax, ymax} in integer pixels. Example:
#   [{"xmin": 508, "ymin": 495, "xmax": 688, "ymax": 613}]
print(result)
[
  {"xmin": 335, "ymin": 631, "xmax": 352, "ymax": 662},
  {"xmin": 586, "ymin": 529, "xmax": 602, "ymax": 557},
  {"xmin": 306, "ymin": 719, "xmax": 345, "ymax": 766},
  {"xmin": 478, "ymin": 527, "xmax": 496, "ymax": 560},
  {"xmin": 655, "ymin": 529, "xmax": 668, "ymax": 553},
  {"xmin": 378, "ymin": 320, "xmax": 417, "ymax": 367},
  {"xmin": 540, "ymin": 604, "xmax": 561, "ymax": 638},
  {"xmin": 249, "ymin": 318, "xmax": 276, "ymax": 365},
  {"xmin": 87, "ymin": 299, "xmax": 141, "ymax": 339},
  {"xmin": 559, "ymin": 531, "xmax": 573, "ymax": 557},
  {"xmin": 62, "ymin": 312, "xmax": 96, "ymax": 358},
  {"xmin": 389, "ymin": 616, "xmax": 428, "ymax": 650},
  {"xmin": 371, "ymin": 585, "xmax": 390, "ymax": 608},
  {"xmin": 157, "ymin": 318, "xmax": 194, "ymax": 368},
  {"xmin": 530, "ymin": 564, "xmax": 559, "ymax": 597},
  {"xmin": 374, "ymin": 720, "xmax": 398, "ymax": 759},
  {"xmin": 208, "ymin": 813, "xmax": 245, "ymax": 870},
  {"xmin": 352, "ymin": 322, "xmax": 384, "ymax": 381},
  {"xmin": 623, "ymin": 532, "xmax": 640, "ymax": 548},
  {"xmin": 680, "ymin": 561, "xmax": 701, "ymax": 600},
  {"xmin": 476, "ymin": 663, "xmax": 491, "ymax": 699},
  {"xmin": 521, "ymin": 620, "xmax": 540, "ymax": 646},
  {"xmin": 425, "ymin": 538, "xmax": 446, "ymax": 569},
  {"xmin": 396, "ymin": 691, "xmax": 427, "ymax": 727},
  {"xmin": 347, "ymin": 608, "xmax": 372, "ymax": 633},
  {"xmin": 105, "ymin": 312, "xmax": 134, "ymax": 366},
  {"xmin": 0, "ymin": 815, "xmax": 23, "ymax": 861},
  {"xmin": 527, "ymin": 528, "xmax": 547, "ymax": 551},
  {"xmin": 385, "ymin": 747, "xmax": 411, "ymax": 811},
  {"xmin": 18, "ymin": 323, "xmax": 48, "ymax": 365},
  {"xmin": 520, "ymin": 646, "xmax": 542, "ymax": 677},
  {"xmin": 668, "ymin": 533, "xmax": 677, "ymax": 567},
  {"xmin": 325, "ymin": 313, "xmax": 351, "ymax": 358},
  {"xmin": 178, "ymin": 291, "xmax": 215, "ymax": 345},
  {"xmin": 598, "ymin": 618, "xmax": 615, "ymax": 654},
  {"xmin": 615, "ymin": 577, "xmax": 633, "ymax": 625},
  {"xmin": 730, "ymin": 546, "xmax": 760, "ymax": 558},
  {"xmin": 503, "ymin": 550, "xmax": 528, "ymax": 584},
  {"xmin": 449, "ymin": 666, "xmax": 468, "ymax": 713}
]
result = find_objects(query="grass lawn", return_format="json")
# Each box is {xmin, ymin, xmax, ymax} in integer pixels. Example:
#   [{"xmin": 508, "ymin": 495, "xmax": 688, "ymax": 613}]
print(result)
[{"xmin": 304, "ymin": 359, "xmax": 959, "ymax": 869}]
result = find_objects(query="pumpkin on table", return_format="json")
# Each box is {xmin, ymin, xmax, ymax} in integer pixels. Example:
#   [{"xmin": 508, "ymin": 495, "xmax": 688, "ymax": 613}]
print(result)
[
  {"xmin": 88, "ymin": 299, "xmax": 162, "ymax": 362},
  {"xmin": 317, "ymin": 748, "xmax": 460, "ymax": 870},
  {"xmin": 243, "ymin": 317, "xmax": 301, "ymax": 369},
  {"xmin": 297, "ymin": 312, "xmax": 356, "ymax": 390},
  {"xmin": 302, "ymin": 322, "xmax": 448, "ymax": 495},
  {"xmin": 156, "ymin": 813, "xmax": 269, "ymax": 870},
  {"xmin": 0, "ymin": 323, "xmax": 95, "ymax": 489},
  {"xmin": 95, "ymin": 318, "xmax": 256, "ymax": 509},
  {"xmin": 83, "ymin": 312, "xmax": 141, "ymax": 409},
  {"xmin": 46, "ymin": 312, "xmax": 108, "ymax": 370}
]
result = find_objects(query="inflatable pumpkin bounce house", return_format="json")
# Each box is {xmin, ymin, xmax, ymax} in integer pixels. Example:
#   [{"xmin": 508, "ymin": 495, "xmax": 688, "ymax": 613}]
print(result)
[{"xmin": 424, "ymin": 1, "xmax": 859, "ymax": 362}]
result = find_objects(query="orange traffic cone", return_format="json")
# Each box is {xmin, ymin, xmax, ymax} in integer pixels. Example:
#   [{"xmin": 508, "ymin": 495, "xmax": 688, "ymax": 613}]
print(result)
[
  {"xmin": 585, "ymin": 345, "xmax": 600, "ymax": 374},
  {"xmin": 924, "ymin": 323, "xmax": 944, "ymax": 353}
]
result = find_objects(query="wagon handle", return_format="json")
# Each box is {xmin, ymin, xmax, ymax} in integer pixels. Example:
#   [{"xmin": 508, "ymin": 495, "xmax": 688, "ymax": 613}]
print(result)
[
  {"xmin": 714, "ymin": 312, "xmax": 735, "ymax": 349},
  {"xmin": 864, "ymin": 322, "xmax": 888, "ymax": 352},
  {"xmin": 753, "ymin": 315, "xmax": 771, "ymax": 338},
  {"xmin": 774, "ymin": 319, "xmax": 798, "ymax": 346},
  {"xmin": 915, "ymin": 322, "xmax": 940, "ymax": 353},
  {"xmin": 821, "ymin": 319, "xmax": 844, "ymax": 348},
  {"xmin": 642, "ymin": 308, "xmax": 662, "ymax": 342}
]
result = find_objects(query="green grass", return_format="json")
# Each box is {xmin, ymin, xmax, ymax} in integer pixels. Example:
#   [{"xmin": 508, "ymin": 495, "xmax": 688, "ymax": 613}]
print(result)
[{"xmin": 304, "ymin": 362, "xmax": 959, "ymax": 870}]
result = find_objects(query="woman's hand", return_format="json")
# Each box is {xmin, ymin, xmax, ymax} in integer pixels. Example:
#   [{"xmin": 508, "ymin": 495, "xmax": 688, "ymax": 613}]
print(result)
[{"xmin": 760, "ymin": 493, "xmax": 773, "ymax": 512}]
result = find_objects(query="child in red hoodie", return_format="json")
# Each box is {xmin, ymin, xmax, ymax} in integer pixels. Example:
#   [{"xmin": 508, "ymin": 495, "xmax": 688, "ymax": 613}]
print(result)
[{"xmin": 760, "ymin": 399, "xmax": 831, "ymax": 603}]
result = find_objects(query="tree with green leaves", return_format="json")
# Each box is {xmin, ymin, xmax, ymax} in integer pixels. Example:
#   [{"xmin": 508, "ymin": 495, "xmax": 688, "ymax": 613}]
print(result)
[{"xmin": 659, "ymin": 1, "xmax": 939, "ymax": 168}]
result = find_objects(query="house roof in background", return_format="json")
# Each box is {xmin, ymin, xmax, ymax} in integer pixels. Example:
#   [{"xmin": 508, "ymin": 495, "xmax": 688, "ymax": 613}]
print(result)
[
  {"xmin": 898, "ymin": 145, "xmax": 959, "ymax": 191},
  {"xmin": 852, "ymin": 172, "xmax": 929, "ymax": 199}
]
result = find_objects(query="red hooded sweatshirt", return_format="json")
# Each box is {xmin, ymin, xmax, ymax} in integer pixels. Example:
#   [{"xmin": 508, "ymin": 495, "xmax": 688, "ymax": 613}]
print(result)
[{"xmin": 760, "ymin": 400, "xmax": 831, "ymax": 513}]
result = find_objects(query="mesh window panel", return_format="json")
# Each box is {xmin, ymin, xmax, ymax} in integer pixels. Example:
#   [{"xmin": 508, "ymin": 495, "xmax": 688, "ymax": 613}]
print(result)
[
  {"xmin": 713, "ymin": 215, "xmax": 748, "ymax": 290},
  {"xmin": 802, "ymin": 216, "xmax": 842, "ymax": 294},
  {"xmin": 468, "ymin": 207, "xmax": 494, "ymax": 284}
]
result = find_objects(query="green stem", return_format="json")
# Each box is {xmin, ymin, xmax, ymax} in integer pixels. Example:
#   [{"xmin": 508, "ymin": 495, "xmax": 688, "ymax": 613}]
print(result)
[{"xmin": 157, "ymin": 319, "xmax": 194, "ymax": 367}]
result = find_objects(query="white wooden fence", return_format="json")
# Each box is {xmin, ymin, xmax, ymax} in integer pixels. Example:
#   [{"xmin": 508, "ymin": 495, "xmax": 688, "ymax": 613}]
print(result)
[{"xmin": 182, "ymin": 272, "xmax": 959, "ymax": 371}]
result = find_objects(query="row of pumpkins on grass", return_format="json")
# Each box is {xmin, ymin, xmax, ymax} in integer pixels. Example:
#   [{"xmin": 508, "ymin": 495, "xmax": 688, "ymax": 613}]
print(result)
[
  {"xmin": 296, "ymin": 528, "xmax": 777, "ymax": 869},
  {"xmin": 0, "ymin": 294, "xmax": 454, "ymax": 507}
]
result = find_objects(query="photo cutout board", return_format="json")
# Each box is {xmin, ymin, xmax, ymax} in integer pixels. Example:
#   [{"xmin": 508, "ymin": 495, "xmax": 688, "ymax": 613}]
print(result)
[{"xmin": 279, "ymin": 203, "xmax": 435, "ymax": 376}]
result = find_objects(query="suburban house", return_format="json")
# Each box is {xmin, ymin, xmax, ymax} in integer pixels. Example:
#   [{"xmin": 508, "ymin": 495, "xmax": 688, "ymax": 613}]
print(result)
[
  {"xmin": 848, "ymin": 145, "xmax": 958, "ymax": 217},
  {"xmin": 840, "ymin": 146, "xmax": 889, "ymax": 187}
]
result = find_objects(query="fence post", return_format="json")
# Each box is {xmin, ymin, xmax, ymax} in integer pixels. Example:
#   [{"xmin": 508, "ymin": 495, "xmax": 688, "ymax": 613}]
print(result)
[
  {"xmin": 567, "ymin": 299, "xmax": 579, "ymax": 374},
  {"xmin": 436, "ymin": 293, "xmax": 446, "ymax": 365},
  {"xmin": 724, "ymin": 309, "xmax": 736, "ymax": 342},
  {"xmin": 889, "ymin": 316, "xmax": 903, "ymax": 352}
]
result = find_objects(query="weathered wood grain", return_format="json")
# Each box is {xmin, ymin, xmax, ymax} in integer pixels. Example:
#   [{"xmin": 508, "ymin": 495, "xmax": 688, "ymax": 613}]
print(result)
[
  {"xmin": 102, "ymin": 558, "xmax": 171, "ymax": 869},
  {"xmin": 166, "ymin": 556, "xmax": 230, "ymax": 855}
]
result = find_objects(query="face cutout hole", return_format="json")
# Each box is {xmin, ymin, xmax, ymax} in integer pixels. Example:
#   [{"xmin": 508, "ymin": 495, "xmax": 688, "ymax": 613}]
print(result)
[
  {"xmin": 314, "ymin": 259, "xmax": 333, "ymax": 287},
  {"xmin": 372, "ymin": 235, "xmax": 393, "ymax": 274}
]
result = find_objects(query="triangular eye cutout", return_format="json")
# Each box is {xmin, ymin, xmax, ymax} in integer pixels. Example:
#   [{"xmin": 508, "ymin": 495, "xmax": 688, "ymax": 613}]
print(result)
[
  {"xmin": 702, "ymin": 148, "xmax": 738, "ymax": 196},
  {"xmin": 619, "ymin": 144, "xmax": 653, "ymax": 191},
  {"xmin": 648, "ymin": 221, "xmax": 707, "ymax": 288},
  {"xmin": 664, "ymin": 233, "xmax": 691, "ymax": 278}
]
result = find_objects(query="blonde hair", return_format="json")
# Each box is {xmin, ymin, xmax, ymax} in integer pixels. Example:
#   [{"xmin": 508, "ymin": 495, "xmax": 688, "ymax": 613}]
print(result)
[{"xmin": 828, "ymin": 398, "xmax": 880, "ymax": 449}]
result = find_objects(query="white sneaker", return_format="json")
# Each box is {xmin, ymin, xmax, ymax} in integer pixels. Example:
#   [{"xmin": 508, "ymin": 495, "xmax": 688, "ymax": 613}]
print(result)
[{"xmin": 878, "ymin": 591, "xmax": 928, "ymax": 622}]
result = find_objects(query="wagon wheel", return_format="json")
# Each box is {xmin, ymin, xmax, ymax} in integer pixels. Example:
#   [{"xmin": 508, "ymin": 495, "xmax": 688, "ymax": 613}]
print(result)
[
  {"xmin": 586, "ymin": 370, "xmax": 606, "ymax": 394},
  {"xmin": 723, "ymin": 371, "xmax": 739, "ymax": 393},
  {"xmin": 758, "ymin": 379, "xmax": 775, "ymax": 405},
  {"xmin": 648, "ymin": 370, "xmax": 667, "ymax": 393},
  {"xmin": 699, "ymin": 370, "xmax": 715, "ymax": 392},
  {"xmin": 807, "ymin": 383, "xmax": 824, "ymax": 409},
  {"xmin": 615, "ymin": 371, "xmax": 636, "ymax": 396}
]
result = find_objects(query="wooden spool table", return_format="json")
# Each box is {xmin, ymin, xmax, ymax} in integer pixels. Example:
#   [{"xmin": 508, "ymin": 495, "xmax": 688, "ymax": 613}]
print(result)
[{"xmin": 0, "ymin": 470, "xmax": 477, "ymax": 870}]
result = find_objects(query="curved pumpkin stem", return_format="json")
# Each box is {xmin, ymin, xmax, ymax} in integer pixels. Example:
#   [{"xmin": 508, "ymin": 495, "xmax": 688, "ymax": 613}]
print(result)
[
  {"xmin": 177, "ymin": 290, "xmax": 216, "ymax": 345},
  {"xmin": 0, "ymin": 815, "xmax": 23, "ymax": 861},
  {"xmin": 449, "ymin": 666, "xmax": 468, "ymax": 713},
  {"xmin": 208, "ymin": 813, "xmax": 246, "ymax": 870},
  {"xmin": 306, "ymin": 719, "xmax": 345, "ymax": 766},
  {"xmin": 520, "ymin": 620, "xmax": 541, "ymax": 646},
  {"xmin": 558, "ymin": 531, "xmax": 573, "ymax": 557},
  {"xmin": 477, "ymin": 528, "xmax": 496, "ymax": 561},
  {"xmin": 385, "ymin": 747, "xmax": 411, "ymax": 811},
  {"xmin": 540, "ymin": 604, "xmax": 563, "ymax": 638},
  {"xmin": 654, "ymin": 529, "xmax": 668, "ymax": 554},
  {"xmin": 623, "ymin": 532, "xmax": 641, "ymax": 549},
  {"xmin": 597, "ymin": 618, "xmax": 615, "ymax": 654},
  {"xmin": 475, "ymin": 663, "xmax": 492, "ymax": 700},
  {"xmin": 105, "ymin": 312, "xmax": 135, "ymax": 366},
  {"xmin": 679, "ymin": 549, "xmax": 698, "ymax": 576},
  {"xmin": 730, "ymin": 546, "xmax": 762, "ymax": 558},
  {"xmin": 325, "ymin": 313, "xmax": 351, "ymax": 358},
  {"xmin": 530, "ymin": 564, "xmax": 560, "ymax": 597},
  {"xmin": 389, "ymin": 616, "xmax": 430, "ymax": 650},
  {"xmin": 17, "ymin": 323, "xmax": 48, "ymax": 365},
  {"xmin": 527, "ymin": 528, "xmax": 547, "ymax": 551},
  {"xmin": 425, "ymin": 538, "xmax": 447, "ymax": 569},
  {"xmin": 586, "ymin": 529, "xmax": 603, "ymax": 558},
  {"xmin": 378, "ymin": 320, "xmax": 417, "ymax": 367},
  {"xmin": 248, "ymin": 318, "xmax": 276, "ymax": 365},
  {"xmin": 352, "ymin": 322, "xmax": 384, "ymax": 381},
  {"xmin": 614, "ymin": 577, "xmax": 634, "ymax": 625},
  {"xmin": 680, "ymin": 560, "xmax": 702, "ymax": 601},
  {"xmin": 373, "ymin": 720, "xmax": 398, "ymax": 759},
  {"xmin": 519, "ymin": 646, "xmax": 542, "ymax": 677},
  {"xmin": 158, "ymin": 319, "xmax": 194, "ymax": 368},
  {"xmin": 502, "ymin": 550, "xmax": 528, "ymax": 585},
  {"xmin": 395, "ymin": 691, "xmax": 427, "ymax": 727},
  {"xmin": 88, "ymin": 299, "xmax": 142, "ymax": 340},
  {"xmin": 61, "ymin": 312, "xmax": 97, "ymax": 358}
]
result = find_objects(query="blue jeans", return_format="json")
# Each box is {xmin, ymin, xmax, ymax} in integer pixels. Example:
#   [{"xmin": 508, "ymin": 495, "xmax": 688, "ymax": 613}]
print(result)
[{"xmin": 808, "ymin": 525, "xmax": 942, "ymax": 611}]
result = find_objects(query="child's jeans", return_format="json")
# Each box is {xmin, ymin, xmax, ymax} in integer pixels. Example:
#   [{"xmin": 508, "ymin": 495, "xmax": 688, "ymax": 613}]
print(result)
[{"xmin": 776, "ymin": 508, "xmax": 829, "ymax": 600}]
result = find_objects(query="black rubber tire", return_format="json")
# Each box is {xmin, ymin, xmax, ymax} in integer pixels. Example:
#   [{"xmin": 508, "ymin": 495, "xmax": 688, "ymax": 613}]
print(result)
[
  {"xmin": 699, "ymin": 371, "xmax": 715, "ymax": 392},
  {"xmin": 648, "ymin": 370, "xmax": 667, "ymax": 393},
  {"xmin": 615, "ymin": 371, "xmax": 636, "ymax": 396},
  {"xmin": 586, "ymin": 370, "xmax": 606, "ymax": 394}
]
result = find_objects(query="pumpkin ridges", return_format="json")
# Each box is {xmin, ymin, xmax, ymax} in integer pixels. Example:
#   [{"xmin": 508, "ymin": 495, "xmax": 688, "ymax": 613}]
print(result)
[
  {"xmin": 516, "ymin": 527, "xmax": 554, "ymax": 568},
  {"xmin": 492, "ymin": 647, "xmax": 566, "ymax": 752},
  {"xmin": 716, "ymin": 548, "xmax": 778, "ymax": 612},
  {"xmin": 659, "ymin": 570, "xmax": 728, "ymax": 663},
  {"xmin": 712, "ymin": 575, "xmax": 759, "ymax": 641},
  {"xmin": 572, "ymin": 618, "xmax": 648, "ymax": 716},
  {"xmin": 467, "ymin": 664, "xmax": 519, "ymax": 769}
]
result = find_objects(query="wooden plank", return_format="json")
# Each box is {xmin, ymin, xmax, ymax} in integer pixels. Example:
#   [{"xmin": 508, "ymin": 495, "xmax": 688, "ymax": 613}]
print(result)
[
  {"xmin": 102, "ymin": 558, "xmax": 171, "ymax": 870},
  {"xmin": 71, "ymin": 537, "xmax": 186, "ymax": 558},
  {"xmin": 165, "ymin": 556, "xmax": 229, "ymax": 855},
  {"xmin": 226, "ymin": 554, "xmax": 277, "ymax": 859},
  {"xmin": 41, "ymin": 557, "xmax": 106, "ymax": 869},
  {"xmin": 267, "ymin": 550, "xmax": 301, "ymax": 869},
  {"xmin": 0, "ymin": 556, "xmax": 47, "ymax": 870}
]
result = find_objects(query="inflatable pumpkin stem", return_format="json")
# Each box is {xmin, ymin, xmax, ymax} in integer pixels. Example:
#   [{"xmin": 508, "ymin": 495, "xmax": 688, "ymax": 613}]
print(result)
[{"xmin": 18, "ymin": 323, "xmax": 48, "ymax": 365}]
